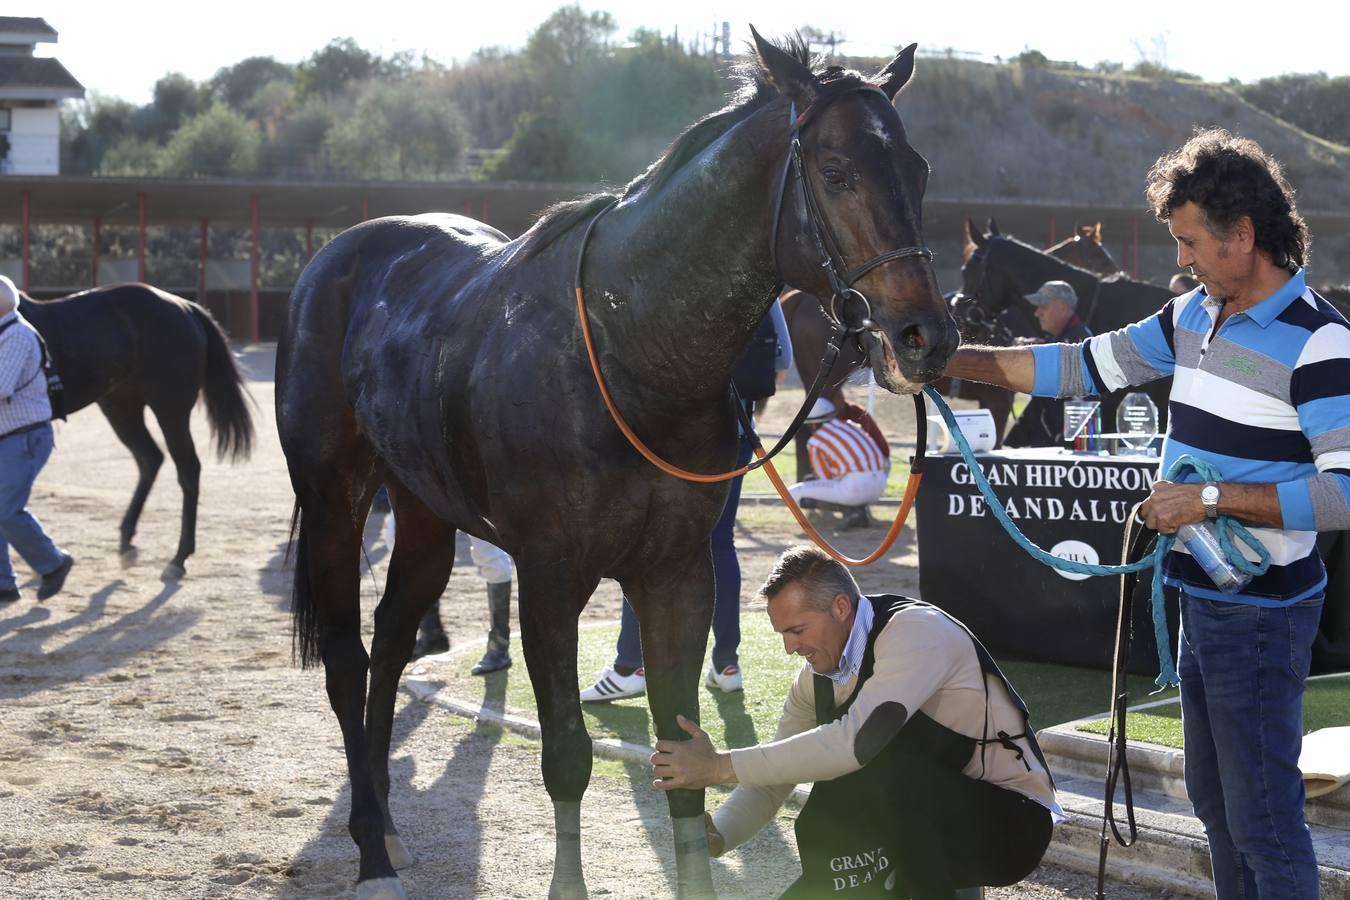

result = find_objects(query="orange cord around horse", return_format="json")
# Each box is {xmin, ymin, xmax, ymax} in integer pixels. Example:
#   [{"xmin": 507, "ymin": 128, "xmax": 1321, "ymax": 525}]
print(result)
[{"xmin": 575, "ymin": 286, "xmax": 923, "ymax": 566}]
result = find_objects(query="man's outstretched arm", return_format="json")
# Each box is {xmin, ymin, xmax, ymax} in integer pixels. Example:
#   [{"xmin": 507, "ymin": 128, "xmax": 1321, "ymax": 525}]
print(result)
[{"xmin": 943, "ymin": 345, "xmax": 1037, "ymax": 394}]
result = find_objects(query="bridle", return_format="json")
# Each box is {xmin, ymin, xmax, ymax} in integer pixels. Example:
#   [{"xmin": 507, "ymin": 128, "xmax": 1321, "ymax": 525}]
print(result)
[
  {"xmin": 769, "ymin": 81, "xmax": 934, "ymax": 339},
  {"xmin": 571, "ymin": 78, "xmax": 935, "ymax": 566}
]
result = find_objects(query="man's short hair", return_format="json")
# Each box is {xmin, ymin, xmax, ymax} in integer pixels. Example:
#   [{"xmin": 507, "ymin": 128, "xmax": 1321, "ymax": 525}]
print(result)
[
  {"xmin": 1145, "ymin": 128, "xmax": 1309, "ymax": 273},
  {"xmin": 760, "ymin": 545, "xmax": 861, "ymax": 613}
]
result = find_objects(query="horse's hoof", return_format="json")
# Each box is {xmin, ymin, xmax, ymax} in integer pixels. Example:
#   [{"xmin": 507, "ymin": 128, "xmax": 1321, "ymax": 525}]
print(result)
[
  {"xmin": 355, "ymin": 877, "xmax": 410, "ymax": 900},
  {"xmin": 119, "ymin": 546, "xmax": 138, "ymax": 568},
  {"xmin": 161, "ymin": 561, "xmax": 186, "ymax": 581},
  {"xmin": 385, "ymin": 833, "xmax": 415, "ymax": 870}
]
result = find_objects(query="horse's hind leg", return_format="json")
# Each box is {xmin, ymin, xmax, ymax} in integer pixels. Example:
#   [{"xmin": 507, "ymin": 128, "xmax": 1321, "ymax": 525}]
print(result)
[
  {"xmin": 295, "ymin": 476, "xmax": 409, "ymax": 899},
  {"xmin": 365, "ymin": 485, "xmax": 455, "ymax": 871},
  {"xmin": 624, "ymin": 546, "xmax": 717, "ymax": 899},
  {"xmin": 516, "ymin": 559, "xmax": 601, "ymax": 900},
  {"xmin": 97, "ymin": 391, "xmax": 163, "ymax": 566},
  {"xmin": 152, "ymin": 403, "xmax": 202, "ymax": 580}
]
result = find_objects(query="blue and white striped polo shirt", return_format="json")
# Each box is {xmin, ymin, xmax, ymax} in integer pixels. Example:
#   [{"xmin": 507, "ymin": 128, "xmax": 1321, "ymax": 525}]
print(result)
[{"xmin": 1030, "ymin": 269, "xmax": 1350, "ymax": 606}]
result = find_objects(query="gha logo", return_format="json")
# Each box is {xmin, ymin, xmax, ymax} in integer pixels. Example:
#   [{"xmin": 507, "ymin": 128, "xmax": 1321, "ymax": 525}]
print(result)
[
  {"xmin": 829, "ymin": 847, "xmax": 891, "ymax": 891},
  {"xmin": 1050, "ymin": 539, "xmax": 1098, "ymax": 582}
]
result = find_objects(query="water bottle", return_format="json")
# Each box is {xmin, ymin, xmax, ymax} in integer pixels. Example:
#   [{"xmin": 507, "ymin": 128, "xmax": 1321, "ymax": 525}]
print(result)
[{"xmin": 1176, "ymin": 520, "xmax": 1252, "ymax": 594}]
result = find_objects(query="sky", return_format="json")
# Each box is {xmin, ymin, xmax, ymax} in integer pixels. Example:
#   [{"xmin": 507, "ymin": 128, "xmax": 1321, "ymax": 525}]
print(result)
[{"xmin": 32, "ymin": 0, "xmax": 1349, "ymax": 105}]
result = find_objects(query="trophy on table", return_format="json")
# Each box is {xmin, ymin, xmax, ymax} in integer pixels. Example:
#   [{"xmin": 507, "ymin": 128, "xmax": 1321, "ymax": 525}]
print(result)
[
  {"xmin": 1114, "ymin": 392, "xmax": 1161, "ymax": 456},
  {"xmin": 1063, "ymin": 398, "xmax": 1102, "ymax": 453}
]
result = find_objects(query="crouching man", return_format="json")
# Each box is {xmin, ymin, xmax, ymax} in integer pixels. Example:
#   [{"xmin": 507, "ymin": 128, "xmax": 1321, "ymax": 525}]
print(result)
[{"xmin": 651, "ymin": 546, "xmax": 1061, "ymax": 898}]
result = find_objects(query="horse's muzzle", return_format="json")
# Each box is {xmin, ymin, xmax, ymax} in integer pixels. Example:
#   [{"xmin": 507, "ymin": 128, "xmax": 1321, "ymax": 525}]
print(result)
[{"xmin": 865, "ymin": 313, "xmax": 958, "ymax": 392}]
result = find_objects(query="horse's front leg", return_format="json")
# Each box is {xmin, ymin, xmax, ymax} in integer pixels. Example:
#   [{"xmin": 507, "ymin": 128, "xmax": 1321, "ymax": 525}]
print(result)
[
  {"xmin": 516, "ymin": 561, "xmax": 602, "ymax": 899},
  {"xmin": 625, "ymin": 546, "xmax": 717, "ymax": 899}
]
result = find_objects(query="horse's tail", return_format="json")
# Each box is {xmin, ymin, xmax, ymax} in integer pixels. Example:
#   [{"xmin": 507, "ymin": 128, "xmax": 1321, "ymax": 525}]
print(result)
[
  {"xmin": 286, "ymin": 500, "xmax": 323, "ymax": 668},
  {"xmin": 191, "ymin": 303, "xmax": 255, "ymax": 462}
]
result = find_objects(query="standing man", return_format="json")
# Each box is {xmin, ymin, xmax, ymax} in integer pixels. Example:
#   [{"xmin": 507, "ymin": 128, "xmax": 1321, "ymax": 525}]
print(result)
[
  {"xmin": 0, "ymin": 275, "xmax": 74, "ymax": 604},
  {"xmin": 1005, "ymin": 280, "xmax": 1092, "ymax": 447},
  {"xmin": 650, "ymin": 546, "xmax": 1058, "ymax": 897},
  {"xmin": 944, "ymin": 128, "xmax": 1347, "ymax": 898}
]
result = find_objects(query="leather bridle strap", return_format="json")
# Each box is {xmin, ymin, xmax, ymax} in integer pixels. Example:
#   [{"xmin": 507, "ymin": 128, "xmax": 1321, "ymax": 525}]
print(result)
[{"xmin": 770, "ymin": 83, "xmax": 934, "ymax": 335}]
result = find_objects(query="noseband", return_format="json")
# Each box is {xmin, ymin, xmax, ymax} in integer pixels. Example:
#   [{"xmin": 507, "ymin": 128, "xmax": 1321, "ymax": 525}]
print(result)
[{"xmin": 768, "ymin": 82, "xmax": 934, "ymax": 336}]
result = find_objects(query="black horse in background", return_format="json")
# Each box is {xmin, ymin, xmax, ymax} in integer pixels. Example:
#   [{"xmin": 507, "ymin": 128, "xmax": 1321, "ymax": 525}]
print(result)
[
  {"xmin": 960, "ymin": 224, "xmax": 1174, "ymax": 442},
  {"xmin": 23, "ymin": 283, "xmax": 254, "ymax": 578},
  {"xmin": 276, "ymin": 32, "xmax": 955, "ymax": 900}
]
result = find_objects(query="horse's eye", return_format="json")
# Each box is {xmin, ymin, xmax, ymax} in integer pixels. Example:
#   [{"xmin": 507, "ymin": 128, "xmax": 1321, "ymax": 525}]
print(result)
[{"xmin": 822, "ymin": 166, "xmax": 846, "ymax": 186}]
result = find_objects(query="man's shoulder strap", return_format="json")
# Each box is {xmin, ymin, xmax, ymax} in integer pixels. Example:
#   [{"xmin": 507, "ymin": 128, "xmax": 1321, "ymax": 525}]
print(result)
[
  {"xmin": 0, "ymin": 317, "xmax": 16, "ymax": 337},
  {"xmin": 813, "ymin": 595, "xmax": 920, "ymax": 725}
]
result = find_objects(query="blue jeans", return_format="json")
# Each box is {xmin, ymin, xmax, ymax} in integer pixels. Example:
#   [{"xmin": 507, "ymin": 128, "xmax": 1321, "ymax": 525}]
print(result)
[
  {"xmin": 1179, "ymin": 590, "xmax": 1322, "ymax": 899},
  {"xmin": 615, "ymin": 430, "xmax": 752, "ymax": 673},
  {"xmin": 0, "ymin": 424, "xmax": 65, "ymax": 590}
]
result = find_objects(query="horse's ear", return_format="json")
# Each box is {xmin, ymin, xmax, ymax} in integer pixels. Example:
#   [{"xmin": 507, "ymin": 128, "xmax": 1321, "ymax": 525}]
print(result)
[
  {"xmin": 1093, "ymin": 222, "xmax": 1102, "ymax": 243},
  {"xmin": 970, "ymin": 223, "xmax": 989, "ymax": 250},
  {"xmin": 873, "ymin": 43, "xmax": 917, "ymax": 100},
  {"xmin": 987, "ymin": 217, "xmax": 1001, "ymax": 237},
  {"xmin": 750, "ymin": 26, "xmax": 816, "ymax": 107}
]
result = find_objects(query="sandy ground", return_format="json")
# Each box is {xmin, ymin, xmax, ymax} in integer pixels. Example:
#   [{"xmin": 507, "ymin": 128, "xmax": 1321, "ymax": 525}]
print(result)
[{"xmin": 0, "ymin": 344, "xmax": 1163, "ymax": 899}]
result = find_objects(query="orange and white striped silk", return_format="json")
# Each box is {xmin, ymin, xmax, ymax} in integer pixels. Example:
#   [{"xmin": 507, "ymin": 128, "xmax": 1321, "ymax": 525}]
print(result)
[{"xmin": 806, "ymin": 418, "xmax": 890, "ymax": 481}]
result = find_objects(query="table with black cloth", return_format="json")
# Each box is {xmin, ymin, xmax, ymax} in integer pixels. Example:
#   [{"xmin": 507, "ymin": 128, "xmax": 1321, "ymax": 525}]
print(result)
[
  {"xmin": 916, "ymin": 448, "xmax": 1350, "ymax": 674},
  {"xmin": 915, "ymin": 448, "xmax": 1177, "ymax": 674}
]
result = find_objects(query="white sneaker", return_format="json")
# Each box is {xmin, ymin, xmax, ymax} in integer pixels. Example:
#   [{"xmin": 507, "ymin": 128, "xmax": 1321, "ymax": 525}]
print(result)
[
  {"xmin": 580, "ymin": 666, "xmax": 646, "ymax": 702},
  {"xmin": 705, "ymin": 664, "xmax": 743, "ymax": 692}
]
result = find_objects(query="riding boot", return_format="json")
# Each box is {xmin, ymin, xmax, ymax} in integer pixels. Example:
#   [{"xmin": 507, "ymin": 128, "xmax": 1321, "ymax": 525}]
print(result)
[
  {"xmin": 410, "ymin": 601, "xmax": 450, "ymax": 660},
  {"xmin": 472, "ymin": 581, "xmax": 513, "ymax": 675}
]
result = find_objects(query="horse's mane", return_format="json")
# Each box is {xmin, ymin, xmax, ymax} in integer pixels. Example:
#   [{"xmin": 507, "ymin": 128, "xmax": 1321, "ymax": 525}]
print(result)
[
  {"xmin": 517, "ymin": 34, "xmax": 854, "ymax": 261},
  {"xmin": 988, "ymin": 232, "xmax": 1109, "ymax": 282}
]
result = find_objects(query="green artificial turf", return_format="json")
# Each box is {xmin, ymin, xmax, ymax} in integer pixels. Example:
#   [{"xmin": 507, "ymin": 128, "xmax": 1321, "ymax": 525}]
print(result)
[{"xmin": 1075, "ymin": 673, "xmax": 1350, "ymax": 749}]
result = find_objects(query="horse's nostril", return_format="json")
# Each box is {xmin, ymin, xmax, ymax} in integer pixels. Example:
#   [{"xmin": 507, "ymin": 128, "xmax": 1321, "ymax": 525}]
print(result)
[{"xmin": 900, "ymin": 324, "xmax": 926, "ymax": 351}]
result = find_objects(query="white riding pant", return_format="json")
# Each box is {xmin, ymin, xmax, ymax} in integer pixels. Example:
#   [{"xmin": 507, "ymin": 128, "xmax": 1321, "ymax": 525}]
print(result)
[
  {"xmin": 788, "ymin": 470, "xmax": 888, "ymax": 508},
  {"xmin": 382, "ymin": 514, "xmax": 513, "ymax": 583}
]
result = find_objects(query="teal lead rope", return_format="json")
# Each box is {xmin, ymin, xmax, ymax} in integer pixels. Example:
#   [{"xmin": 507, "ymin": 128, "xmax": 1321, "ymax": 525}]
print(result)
[{"xmin": 922, "ymin": 386, "xmax": 1271, "ymax": 688}]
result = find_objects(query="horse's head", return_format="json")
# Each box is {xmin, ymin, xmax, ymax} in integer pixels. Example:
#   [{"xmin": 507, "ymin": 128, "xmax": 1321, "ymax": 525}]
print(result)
[{"xmin": 753, "ymin": 29, "xmax": 956, "ymax": 393}]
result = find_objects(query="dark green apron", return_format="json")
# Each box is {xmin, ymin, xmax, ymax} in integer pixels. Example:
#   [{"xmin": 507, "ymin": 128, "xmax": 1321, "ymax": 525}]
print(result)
[{"xmin": 787, "ymin": 595, "xmax": 1052, "ymax": 897}]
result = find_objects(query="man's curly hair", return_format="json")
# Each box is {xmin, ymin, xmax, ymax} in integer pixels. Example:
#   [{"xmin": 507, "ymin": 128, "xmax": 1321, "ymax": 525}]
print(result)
[{"xmin": 1145, "ymin": 128, "xmax": 1309, "ymax": 272}]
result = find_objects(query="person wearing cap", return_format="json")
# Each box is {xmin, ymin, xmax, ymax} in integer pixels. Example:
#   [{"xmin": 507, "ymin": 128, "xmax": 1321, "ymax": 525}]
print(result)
[
  {"xmin": 787, "ymin": 397, "xmax": 890, "ymax": 527},
  {"xmin": 0, "ymin": 275, "xmax": 74, "ymax": 605},
  {"xmin": 1005, "ymin": 280, "xmax": 1094, "ymax": 447},
  {"xmin": 651, "ymin": 545, "xmax": 1059, "ymax": 898},
  {"xmin": 1024, "ymin": 280, "xmax": 1090, "ymax": 343}
]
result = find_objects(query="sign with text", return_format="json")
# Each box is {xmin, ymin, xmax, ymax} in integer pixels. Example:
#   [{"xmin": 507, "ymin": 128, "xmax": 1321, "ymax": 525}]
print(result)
[{"xmin": 916, "ymin": 449, "xmax": 1179, "ymax": 673}]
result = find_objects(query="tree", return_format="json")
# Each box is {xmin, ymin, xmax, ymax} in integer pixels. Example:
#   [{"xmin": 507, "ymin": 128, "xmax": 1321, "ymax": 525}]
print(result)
[
  {"xmin": 1239, "ymin": 72, "xmax": 1350, "ymax": 145},
  {"xmin": 145, "ymin": 72, "xmax": 204, "ymax": 142},
  {"xmin": 97, "ymin": 137, "xmax": 161, "ymax": 176},
  {"xmin": 260, "ymin": 97, "xmax": 336, "ymax": 176},
  {"xmin": 158, "ymin": 105, "xmax": 261, "ymax": 176},
  {"xmin": 296, "ymin": 38, "xmax": 380, "ymax": 99},
  {"xmin": 525, "ymin": 5, "xmax": 616, "ymax": 75},
  {"xmin": 324, "ymin": 79, "xmax": 466, "ymax": 179},
  {"xmin": 60, "ymin": 92, "xmax": 139, "ymax": 175},
  {"xmin": 209, "ymin": 56, "xmax": 294, "ymax": 110}
]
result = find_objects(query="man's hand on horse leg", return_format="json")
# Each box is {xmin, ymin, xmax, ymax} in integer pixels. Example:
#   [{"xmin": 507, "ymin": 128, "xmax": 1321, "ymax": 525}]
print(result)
[{"xmin": 651, "ymin": 714, "xmax": 737, "ymax": 790}]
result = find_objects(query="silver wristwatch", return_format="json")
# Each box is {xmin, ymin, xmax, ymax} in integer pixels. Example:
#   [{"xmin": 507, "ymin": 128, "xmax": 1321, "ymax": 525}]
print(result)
[{"xmin": 1201, "ymin": 482, "xmax": 1220, "ymax": 518}]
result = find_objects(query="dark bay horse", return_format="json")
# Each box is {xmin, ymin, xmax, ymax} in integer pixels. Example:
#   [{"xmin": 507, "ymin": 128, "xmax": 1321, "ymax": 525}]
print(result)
[
  {"xmin": 22, "ymin": 284, "xmax": 254, "ymax": 577},
  {"xmin": 937, "ymin": 220, "xmax": 1124, "ymax": 443},
  {"xmin": 276, "ymin": 32, "xmax": 955, "ymax": 900},
  {"xmin": 961, "ymin": 226, "xmax": 1174, "ymax": 437}
]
